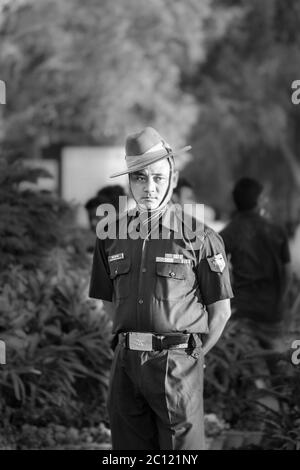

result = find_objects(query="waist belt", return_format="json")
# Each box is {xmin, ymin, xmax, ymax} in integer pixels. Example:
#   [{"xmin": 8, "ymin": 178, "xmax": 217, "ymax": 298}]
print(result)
[{"xmin": 118, "ymin": 332, "xmax": 198, "ymax": 352}]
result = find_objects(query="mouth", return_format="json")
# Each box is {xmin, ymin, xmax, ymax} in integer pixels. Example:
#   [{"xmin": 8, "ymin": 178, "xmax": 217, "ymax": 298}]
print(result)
[{"xmin": 142, "ymin": 197, "xmax": 157, "ymax": 201}]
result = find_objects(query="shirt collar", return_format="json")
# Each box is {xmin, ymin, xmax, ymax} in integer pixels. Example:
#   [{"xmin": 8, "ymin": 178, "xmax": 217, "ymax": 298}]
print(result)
[{"xmin": 127, "ymin": 203, "xmax": 182, "ymax": 234}]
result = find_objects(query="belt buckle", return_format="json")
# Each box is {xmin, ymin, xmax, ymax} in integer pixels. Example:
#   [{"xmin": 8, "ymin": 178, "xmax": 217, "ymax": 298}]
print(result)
[{"xmin": 127, "ymin": 332, "xmax": 153, "ymax": 351}]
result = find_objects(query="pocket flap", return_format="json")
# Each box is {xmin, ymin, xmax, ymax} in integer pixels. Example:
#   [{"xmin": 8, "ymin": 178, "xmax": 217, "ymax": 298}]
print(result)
[
  {"xmin": 109, "ymin": 258, "xmax": 131, "ymax": 279},
  {"xmin": 156, "ymin": 262, "xmax": 186, "ymax": 280}
]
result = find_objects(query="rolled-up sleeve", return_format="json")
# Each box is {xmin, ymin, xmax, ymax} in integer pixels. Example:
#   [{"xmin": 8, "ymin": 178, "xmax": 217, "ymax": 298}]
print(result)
[
  {"xmin": 89, "ymin": 238, "xmax": 113, "ymax": 301},
  {"xmin": 197, "ymin": 228, "xmax": 234, "ymax": 306}
]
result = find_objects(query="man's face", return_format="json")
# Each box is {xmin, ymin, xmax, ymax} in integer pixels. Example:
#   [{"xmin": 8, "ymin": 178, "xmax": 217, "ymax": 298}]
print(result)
[{"xmin": 129, "ymin": 159, "xmax": 173, "ymax": 210}]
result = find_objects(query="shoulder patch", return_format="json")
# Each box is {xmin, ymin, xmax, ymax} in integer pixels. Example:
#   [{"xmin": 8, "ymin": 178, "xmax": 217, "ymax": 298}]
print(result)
[{"xmin": 207, "ymin": 253, "xmax": 226, "ymax": 273}]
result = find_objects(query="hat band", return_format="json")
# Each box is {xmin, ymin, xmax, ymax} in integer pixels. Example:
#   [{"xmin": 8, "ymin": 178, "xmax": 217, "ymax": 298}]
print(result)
[{"xmin": 125, "ymin": 141, "xmax": 171, "ymax": 173}]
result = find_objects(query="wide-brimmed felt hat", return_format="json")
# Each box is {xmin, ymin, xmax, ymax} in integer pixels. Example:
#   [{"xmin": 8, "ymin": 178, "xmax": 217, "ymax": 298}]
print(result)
[{"xmin": 110, "ymin": 127, "xmax": 191, "ymax": 178}]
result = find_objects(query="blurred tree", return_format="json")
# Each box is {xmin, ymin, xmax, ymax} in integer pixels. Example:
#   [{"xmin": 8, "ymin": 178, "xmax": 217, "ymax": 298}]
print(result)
[
  {"xmin": 183, "ymin": 0, "xmax": 300, "ymax": 221},
  {"xmin": 1, "ymin": 0, "xmax": 299, "ymax": 223},
  {"xmin": 0, "ymin": 155, "xmax": 112, "ymax": 424},
  {"xmin": 0, "ymin": 0, "xmax": 212, "ymax": 157}
]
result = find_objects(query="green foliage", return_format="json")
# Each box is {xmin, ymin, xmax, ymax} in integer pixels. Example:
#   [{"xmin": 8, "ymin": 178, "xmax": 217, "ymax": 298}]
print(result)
[
  {"xmin": 253, "ymin": 278, "xmax": 300, "ymax": 450},
  {"xmin": 182, "ymin": 0, "xmax": 300, "ymax": 219},
  {"xmin": 205, "ymin": 277, "xmax": 300, "ymax": 449},
  {"xmin": 1, "ymin": 0, "xmax": 300, "ymax": 218},
  {"xmin": 0, "ymin": 0, "xmax": 212, "ymax": 153},
  {"xmin": 204, "ymin": 320, "xmax": 270, "ymax": 427},
  {"xmin": 254, "ymin": 358, "xmax": 300, "ymax": 450},
  {"xmin": 0, "ymin": 157, "xmax": 112, "ymax": 447},
  {"xmin": 0, "ymin": 158, "xmax": 88, "ymax": 269},
  {"xmin": 0, "ymin": 422, "xmax": 111, "ymax": 450},
  {"xmin": 0, "ymin": 263, "xmax": 112, "ymax": 407}
]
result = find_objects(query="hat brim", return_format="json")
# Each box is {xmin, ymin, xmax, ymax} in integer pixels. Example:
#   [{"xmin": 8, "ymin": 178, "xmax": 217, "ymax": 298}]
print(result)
[{"xmin": 110, "ymin": 145, "xmax": 191, "ymax": 178}]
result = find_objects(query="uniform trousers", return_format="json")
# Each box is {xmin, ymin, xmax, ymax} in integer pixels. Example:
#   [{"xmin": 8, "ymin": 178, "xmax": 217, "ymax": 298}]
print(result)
[{"xmin": 107, "ymin": 336, "xmax": 205, "ymax": 450}]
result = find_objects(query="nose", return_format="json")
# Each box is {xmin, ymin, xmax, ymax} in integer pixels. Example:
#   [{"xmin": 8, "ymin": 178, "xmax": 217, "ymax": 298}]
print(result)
[{"xmin": 144, "ymin": 176, "xmax": 156, "ymax": 194}]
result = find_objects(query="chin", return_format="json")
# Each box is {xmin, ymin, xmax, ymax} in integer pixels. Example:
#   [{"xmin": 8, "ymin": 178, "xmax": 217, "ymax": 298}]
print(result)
[{"xmin": 140, "ymin": 200, "xmax": 159, "ymax": 210}]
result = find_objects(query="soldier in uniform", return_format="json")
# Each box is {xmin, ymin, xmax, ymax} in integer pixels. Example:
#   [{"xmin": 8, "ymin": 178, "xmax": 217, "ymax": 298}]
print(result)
[
  {"xmin": 220, "ymin": 177, "xmax": 292, "ymax": 353},
  {"xmin": 89, "ymin": 127, "xmax": 233, "ymax": 450}
]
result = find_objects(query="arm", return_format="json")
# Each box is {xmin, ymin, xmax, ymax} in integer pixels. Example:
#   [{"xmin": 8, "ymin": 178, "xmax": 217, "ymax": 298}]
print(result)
[
  {"xmin": 201, "ymin": 299, "xmax": 231, "ymax": 356},
  {"xmin": 196, "ymin": 228, "xmax": 233, "ymax": 355}
]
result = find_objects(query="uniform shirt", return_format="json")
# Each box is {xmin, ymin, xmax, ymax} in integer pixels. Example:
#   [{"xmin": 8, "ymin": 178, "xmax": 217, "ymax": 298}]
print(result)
[
  {"xmin": 220, "ymin": 211, "xmax": 290, "ymax": 323},
  {"xmin": 89, "ymin": 203, "xmax": 233, "ymax": 335}
]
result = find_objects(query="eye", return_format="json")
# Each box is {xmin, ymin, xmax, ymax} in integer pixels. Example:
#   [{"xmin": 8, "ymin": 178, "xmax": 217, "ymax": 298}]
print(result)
[
  {"xmin": 137, "ymin": 176, "xmax": 146, "ymax": 182},
  {"xmin": 131, "ymin": 174, "xmax": 146, "ymax": 182},
  {"xmin": 154, "ymin": 176, "xmax": 166, "ymax": 183}
]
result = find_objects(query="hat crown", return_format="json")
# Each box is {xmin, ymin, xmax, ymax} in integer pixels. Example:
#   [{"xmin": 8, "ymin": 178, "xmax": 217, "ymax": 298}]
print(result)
[{"xmin": 125, "ymin": 127, "xmax": 163, "ymax": 156}]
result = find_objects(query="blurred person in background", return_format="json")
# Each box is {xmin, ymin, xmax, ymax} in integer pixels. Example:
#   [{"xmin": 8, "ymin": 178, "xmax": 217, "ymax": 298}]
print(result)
[
  {"xmin": 173, "ymin": 177, "xmax": 224, "ymax": 232},
  {"xmin": 172, "ymin": 177, "xmax": 196, "ymax": 205},
  {"xmin": 85, "ymin": 185, "xmax": 126, "ymax": 254},
  {"xmin": 220, "ymin": 178, "xmax": 292, "ymax": 361},
  {"xmin": 85, "ymin": 185, "xmax": 126, "ymax": 233}
]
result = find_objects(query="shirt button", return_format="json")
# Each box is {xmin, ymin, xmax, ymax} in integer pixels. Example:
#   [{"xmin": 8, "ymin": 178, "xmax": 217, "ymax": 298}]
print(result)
[
  {"xmin": 138, "ymin": 299, "xmax": 143, "ymax": 304},
  {"xmin": 169, "ymin": 271, "xmax": 175, "ymax": 277},
  {"xmin": 142, "ymin": 268, "xmax": 147, "ymax": 273}
]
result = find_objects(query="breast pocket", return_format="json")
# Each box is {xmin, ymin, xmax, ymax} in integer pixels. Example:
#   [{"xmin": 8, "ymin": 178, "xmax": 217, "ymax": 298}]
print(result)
[
  {"xmin": 109, "ymin": 258, "xmax": 131, "ymax": 300},
  {"xmin": 155, "ymin": 262, "xmax": 187, "ymax": 301}
]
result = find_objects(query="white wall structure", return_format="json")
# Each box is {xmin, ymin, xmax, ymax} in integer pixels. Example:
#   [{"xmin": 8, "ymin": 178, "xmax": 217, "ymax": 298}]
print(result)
[{"xmin": 62, "ymin": 146, "xmax": 128, "ymax": 226}]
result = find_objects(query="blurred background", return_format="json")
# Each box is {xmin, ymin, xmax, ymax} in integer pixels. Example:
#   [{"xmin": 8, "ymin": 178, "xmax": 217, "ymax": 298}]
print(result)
[
  {"xmin": 0, "ymin": 0, "xmax": 300, "ymax": 450},
  {"xmin": 1, "ymin": 0, "xmax": 300, "ymax": 228}
]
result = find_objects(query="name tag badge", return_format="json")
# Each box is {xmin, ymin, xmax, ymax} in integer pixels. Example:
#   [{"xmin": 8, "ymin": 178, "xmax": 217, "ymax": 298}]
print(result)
[{"xmin": 108, "ymin": 253, "xmax": 124, "ymax": 262}]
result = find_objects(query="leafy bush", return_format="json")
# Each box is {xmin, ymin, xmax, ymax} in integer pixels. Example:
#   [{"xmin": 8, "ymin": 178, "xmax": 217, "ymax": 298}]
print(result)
[
  {"xmin": 0, "ymin": 261, "xmax": 112, "ymax": 410},
  {"xmin": 0, "ymin": 422, "xmax": 111, "ymax": 450},
  {"xmin": 252, "ymin": 278, "xmax": 300, "ymax": 450},
  {"xmin": 253, "ymin": 355, "xmax": 300, "ymax": 450},
  {"xmin": 204, "ymin": 320, "xmax": 269, "ymax": 428},
  {"xmin": 0, "ymin": 157, "xmax": 112, "ymax": 447},
  {"xmin": 204, "ymin": 275, "xmax": 300, "ymax": 449}
]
